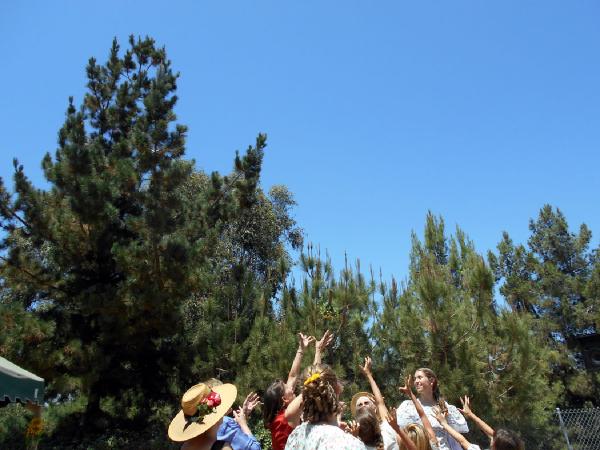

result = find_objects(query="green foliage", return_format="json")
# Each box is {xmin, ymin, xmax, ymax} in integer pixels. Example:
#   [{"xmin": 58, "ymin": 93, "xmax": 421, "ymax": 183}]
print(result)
[
  {"xmin": 1, "ymin": 37, "xmax": 598, "ymax": 450},
  {"xmin": 490, "ymin": 205, "xmax": 600, "ymax": 407},
  {"xmin": 0, "ymin": 35, "xmax": 277, "ymax": 437}
]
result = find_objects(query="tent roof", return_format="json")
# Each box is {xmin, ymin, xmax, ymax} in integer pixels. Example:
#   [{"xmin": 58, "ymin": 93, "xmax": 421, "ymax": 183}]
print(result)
[{"xmin": 0, "ymin": 357, "xmax": 45, "ymax": 405}]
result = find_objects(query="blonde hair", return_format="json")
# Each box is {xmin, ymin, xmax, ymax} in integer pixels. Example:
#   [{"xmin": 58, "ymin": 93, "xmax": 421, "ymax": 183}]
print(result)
[
  {"xmin": 301, "ymin": 364, "xmax": 340, "ymax": 423},
  {"xmin": 399, "ymin": 423, "xmax": 433, "ymax": 450}
]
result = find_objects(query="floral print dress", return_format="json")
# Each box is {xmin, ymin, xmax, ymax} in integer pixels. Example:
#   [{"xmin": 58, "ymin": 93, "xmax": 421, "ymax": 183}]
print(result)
[{"xmin": 284, "ymin": 422, "xmax": 366, "ymax": 450}]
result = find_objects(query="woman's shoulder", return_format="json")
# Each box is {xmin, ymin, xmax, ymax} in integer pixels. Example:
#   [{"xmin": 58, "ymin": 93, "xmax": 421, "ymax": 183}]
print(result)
[
  {"xmin": 395, "ymin": 400, "xmax": 419, "ymax": 426},
  {"xmin": 397, "ymin": 399, "xmax": 415, "ymax": 409}
]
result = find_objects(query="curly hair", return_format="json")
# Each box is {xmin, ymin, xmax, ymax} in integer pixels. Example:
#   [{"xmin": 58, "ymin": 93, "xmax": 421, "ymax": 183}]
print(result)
[
  {"xmin": 398, "ymin": 423, "xmax": 433, "ymax": 450},
  {"xmin": 301, "ymin": 364, "xmax": 340, "ymax": 424},
  {"xmin": 355, "ymin": 409, "xmax": 384, "ymax": 450}
]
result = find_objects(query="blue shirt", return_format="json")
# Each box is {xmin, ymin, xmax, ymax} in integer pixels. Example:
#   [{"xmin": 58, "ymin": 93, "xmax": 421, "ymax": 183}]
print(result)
[{"xmin": 217, "ymin": 416, "xmax": 262, "ymax": 450}]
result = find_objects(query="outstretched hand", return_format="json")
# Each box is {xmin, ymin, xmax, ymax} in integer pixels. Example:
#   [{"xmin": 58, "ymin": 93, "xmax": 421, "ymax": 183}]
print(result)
[
  {"xmin": 315, "ymin": 330, "xmax": 334, "ymax": 352},
  {"xmin": 242, "ymin": 392, "xmax": 261, "ymax": 416},
  {"xmin": 347, "ymin": 420, "xmax": 360, "ymax": 437},
  {"xmin": 433, "ymin": 406, "xmax": 448, "ymax": 426},
  {"xmin": 359, "ymin": 356, "xmax": 373, "ymax": 377},
  {"xmin": 399, "ymin": 374, "xmax": 414, "ymax": 398},
  {"xmin": 233, "ymin": 406, "xmax": 248, "ymax": 427},
  {"xmin": 459, "ymin": 395, "xmax": 472, "ymax": 417},
  {"xmin": 298, "ymin": 332, "xmax": 315, "ymax": 351}
]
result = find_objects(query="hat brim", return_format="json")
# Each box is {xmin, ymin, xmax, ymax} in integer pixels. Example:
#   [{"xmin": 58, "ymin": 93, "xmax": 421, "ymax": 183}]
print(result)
[
  {"xmin": 168, "ymin": 383, "xmax": 237, "ymax": 442},
  {"xmin": 350, "ymin": 391, "xmax": 376, "ymax": 417}
]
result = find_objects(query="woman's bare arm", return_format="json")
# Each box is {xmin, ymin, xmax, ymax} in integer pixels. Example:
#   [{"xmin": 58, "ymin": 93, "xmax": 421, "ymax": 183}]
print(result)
[
  {"xmin": 359, "ymin": 356, "xmax": 388, "ymax": 420},
  {"xmin": 313, "ymin": 330, "xmax": 334, "ymax": 365},
  {"xmin": 459, "ymin": 395, "xmax": 494, "ymax": 438},
  {"xmin": 386, "ymin": 408, "xmax": 418, "ymax": 450},
  {"xmin": 286, "ymin": 333, "xmax": 314, "ymax": 388},
  {"xmin": 434, "ymin": 409, "xmax": 472, "ymax": 450}
]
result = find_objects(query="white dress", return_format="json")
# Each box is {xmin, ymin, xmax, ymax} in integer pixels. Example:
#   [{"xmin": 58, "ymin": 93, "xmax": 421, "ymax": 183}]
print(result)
[
  {"xmin": 395, "ymin": 400, "xmax": 468, "ymax": 450},
  {"xmin": 284, "ymin": 422, "xmax": 366, "ymax": 450},
  {"xmin": 380, "ymin": 420, "xmax": 399, "ymax": 450}
]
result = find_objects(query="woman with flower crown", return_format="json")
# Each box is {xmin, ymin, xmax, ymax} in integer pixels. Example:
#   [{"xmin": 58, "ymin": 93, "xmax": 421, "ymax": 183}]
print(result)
[
  {"xmin": 263, "ymin": 331, "xmax": 334, "ymax": 450},
  {"xmin": 284, "ymin": 364, "xmax": 366, "ymax": 450},
  {"xmin": 168, "ymin": 382, "xmax": 237, "ymax": 450}
]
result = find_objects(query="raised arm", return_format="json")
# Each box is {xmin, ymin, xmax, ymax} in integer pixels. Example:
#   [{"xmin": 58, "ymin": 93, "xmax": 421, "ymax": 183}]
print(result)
[
  {"xmin": 232, "ymin": 406, "xmax": 262, "ymax": 450},
  {"xmin": 399, "ymin": 375, "xmax": 437, "ymax": 445},
  {"xmin": 313, "ymin": 330, "xmax": 334, "ymax": 365},
  {"xmin": 434, "ymin": 409, "xmax": 473, "ymax": 450},
  {"xmin": 459, "ymin": 396, "xmax": 494, "ymax": 438},
  {"xmin": 359, "ymin": 356, "xmax": 388, "ymax": 420},
  {"xmin": 286, "ymin": 333, "xmax": 314, "ymax": 388},
  {"xmin": 386, "ymin": 408, "xmax": 418, "ymax": 450},
  {"xmin": 284, "ymin": 393, "xmax": 303, "ymax": 428}
]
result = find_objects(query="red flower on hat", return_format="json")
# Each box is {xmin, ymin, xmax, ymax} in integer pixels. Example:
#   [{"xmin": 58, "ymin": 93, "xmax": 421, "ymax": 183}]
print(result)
[{"xmin": 205, "ymin": 391, "xmax": 221, "ymax": 408}]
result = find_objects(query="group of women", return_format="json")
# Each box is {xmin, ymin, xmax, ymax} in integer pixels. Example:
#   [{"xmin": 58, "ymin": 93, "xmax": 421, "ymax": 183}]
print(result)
[{"xmin": 167, "ymin": 331, "xmax": 524, "ymax": 450}]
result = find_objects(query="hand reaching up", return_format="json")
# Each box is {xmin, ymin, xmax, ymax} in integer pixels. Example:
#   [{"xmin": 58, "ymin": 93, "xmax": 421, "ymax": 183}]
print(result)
[
  {"xmin": 242, "ymin": 392, "xmax": 261, "ymax": 416},
  {"xmin": 359, "ymin": 356, "xmax": 373, "ymax": 377},
  {"xmin": 459, "ymin": 395, "xmax": 472, "ymax": 418},
  {"xmin": 313, "ymin": 330, "xmax": 334, "ymax": 365},
  {"xmin": 386, "ymin": 407, "xmax": 401, "ymax": 433},
  {"xmin": 315, "ymin": 330, "xmax": 334, "ymax": 353},
  {"xmin": 298, "ymin": 332, "xmax": 315, "ymax": 351},
  {"xmin": 347, "ymin": 420, "xmax": 360, "ymax": 437},
  {"xmin": 399, "ymin": 374, "xmax": 415, "ymax": 398},
  {"xmin": 433, "ymin": 406, "xmax": 449, "ymax": 426},
  {"xmin": 233, "ymin": 406, "xmax": 253, "ymax": 436}
]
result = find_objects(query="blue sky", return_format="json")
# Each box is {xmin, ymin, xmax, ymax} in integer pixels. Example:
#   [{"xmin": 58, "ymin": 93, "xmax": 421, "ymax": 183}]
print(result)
[{"xmin": 1, "ymin": 1, "xmax": 599, "ymax": 284}]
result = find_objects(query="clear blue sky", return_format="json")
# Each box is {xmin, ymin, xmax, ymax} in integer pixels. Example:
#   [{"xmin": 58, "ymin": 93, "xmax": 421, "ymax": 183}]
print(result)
[{"xmin": 1, "ymin": 1, "xmax": 599, "ymax": 284}]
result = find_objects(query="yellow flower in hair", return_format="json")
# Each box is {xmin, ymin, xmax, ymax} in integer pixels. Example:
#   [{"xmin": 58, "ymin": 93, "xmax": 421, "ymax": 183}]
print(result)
[{"xmin": 304, "ymin": 372, "xmax": 321, "ymax": 385}]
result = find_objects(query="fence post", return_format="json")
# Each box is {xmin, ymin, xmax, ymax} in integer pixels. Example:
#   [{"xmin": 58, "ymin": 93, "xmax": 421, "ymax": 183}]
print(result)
[{"xmin": 556, "ymin": 407, "xmax": 574, "ymax": 450}]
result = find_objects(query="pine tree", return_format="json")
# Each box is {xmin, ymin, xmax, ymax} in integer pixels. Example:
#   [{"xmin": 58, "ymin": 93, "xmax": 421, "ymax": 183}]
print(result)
[
  {"xmin": 373, "ymin": 213, "xmax": 559, "ymax": 449},
  {"xmin": 490, "ymin": 205, "xmax": 599, "ymax": 407},
  {"xmin": 0, "ymin": 36, "xmax": 266, "ymax": 431}
]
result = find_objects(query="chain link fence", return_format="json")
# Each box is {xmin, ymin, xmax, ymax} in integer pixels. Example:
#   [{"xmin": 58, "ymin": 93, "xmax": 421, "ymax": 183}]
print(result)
[{"xmin": 556, "ymin": 407, "xmax": 600, "ymax": 450}]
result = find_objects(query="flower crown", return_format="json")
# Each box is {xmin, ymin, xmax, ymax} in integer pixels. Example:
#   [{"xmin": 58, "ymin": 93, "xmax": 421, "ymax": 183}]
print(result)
[
  {"xmin": 304, "ymin": 372, "xmax": 322, "ymax": 385},
  {"xmin": 186, "ymin": 390, "xmax": 222, "ymax": 424}
]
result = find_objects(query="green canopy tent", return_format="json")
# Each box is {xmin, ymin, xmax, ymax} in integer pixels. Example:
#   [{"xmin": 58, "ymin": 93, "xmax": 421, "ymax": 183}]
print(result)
[{"xmin": 0, "ymin": 357, "xmax": 45, "ymax": 406}]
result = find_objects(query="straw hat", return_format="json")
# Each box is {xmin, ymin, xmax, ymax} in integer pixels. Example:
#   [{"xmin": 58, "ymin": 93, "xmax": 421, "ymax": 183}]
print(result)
[
  {"xmin": 350, "ymin": 391, "xmax": 376, "ymax": 417},
  {"xmin": 168, "ymin": 383, "xmax": 237, "ymax": 442}
]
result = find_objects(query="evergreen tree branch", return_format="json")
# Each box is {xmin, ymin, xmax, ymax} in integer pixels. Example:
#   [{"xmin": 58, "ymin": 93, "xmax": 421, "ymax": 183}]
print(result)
[{"xmin": 0, "ymin": 255, "xmax": 67, "ymax": 294}]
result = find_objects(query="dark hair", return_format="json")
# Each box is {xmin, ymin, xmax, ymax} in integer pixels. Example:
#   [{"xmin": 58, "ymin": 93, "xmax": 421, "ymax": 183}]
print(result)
[
  {"xmin": 355, "ymin": 409, "xmax": 384, "ymax": 450},
  {"xmin": 493, "ymin": 429, "xmax": 524, "ymax": 450},
  {"xmin": 263, "ymin": 379, "xmax": 286, "ymax": 426},
  {"xmin": 302, "ymin": 364, "xmax": 340, "ymax": 423},
  {"xmin": 416, "ymin": 367, "xmax": 443, "ymax": 403}
]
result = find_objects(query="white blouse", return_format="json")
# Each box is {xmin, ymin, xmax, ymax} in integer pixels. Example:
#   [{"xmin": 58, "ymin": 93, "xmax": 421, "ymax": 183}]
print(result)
[
  {"xmin": 380, "ymin": 420, "xmax": 399, "ymax": 450},
  {"xmin": 395, "ymin": 400, "xmax": 468, "ymax": 450}
]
